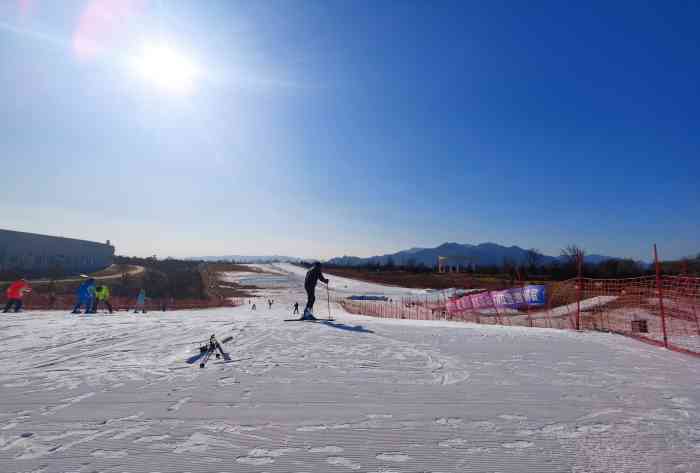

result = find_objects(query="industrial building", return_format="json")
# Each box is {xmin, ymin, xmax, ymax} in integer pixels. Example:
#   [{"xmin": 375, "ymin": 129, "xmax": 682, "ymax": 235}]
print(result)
[{"xmin": 0, "ymin": 229, "xmax": 114, "ymax": 277}]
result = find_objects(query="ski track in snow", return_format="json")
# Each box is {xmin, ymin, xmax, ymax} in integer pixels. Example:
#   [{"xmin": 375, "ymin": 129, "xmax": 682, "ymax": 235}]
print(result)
[{"xmin": 0, "ymin": 263, "xmax": 698, "ymax": 472}]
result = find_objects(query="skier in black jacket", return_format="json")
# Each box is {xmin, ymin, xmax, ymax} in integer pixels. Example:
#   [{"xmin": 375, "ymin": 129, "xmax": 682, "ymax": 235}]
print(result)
[{"xmin": 303, "ymin": 262, "xmax": 329, "ymax": 319}]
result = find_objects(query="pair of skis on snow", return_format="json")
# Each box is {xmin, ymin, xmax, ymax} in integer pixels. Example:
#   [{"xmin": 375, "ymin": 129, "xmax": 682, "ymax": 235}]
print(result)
[
  {"xmin": 186, "ymin": 334, "xmax": 233, "ymax": 368},
  {"xmin": 284, "ymin": 316, "xmax": 334, "ymax": 322}
]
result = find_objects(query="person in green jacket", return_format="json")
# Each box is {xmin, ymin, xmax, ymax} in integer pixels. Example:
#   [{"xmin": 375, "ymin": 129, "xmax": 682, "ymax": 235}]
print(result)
[{"xmin": 93, "ymin": 285, "xmax": 113, "ymax": 314}]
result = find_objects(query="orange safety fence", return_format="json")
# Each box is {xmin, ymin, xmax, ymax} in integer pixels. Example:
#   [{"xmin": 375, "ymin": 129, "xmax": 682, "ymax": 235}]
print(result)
[
  {"xmin": 0, "ymin": 293, "xmax": 244, "ymax": 312},
  {"xmin": 333, "ymin": 274, "xmax": 700, "ymax": 357}
]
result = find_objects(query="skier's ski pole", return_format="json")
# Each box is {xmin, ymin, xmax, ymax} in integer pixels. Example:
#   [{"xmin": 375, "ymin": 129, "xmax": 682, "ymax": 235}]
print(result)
[{"xmin": 326, "ymin": 283, "xmax": 331, "ymax": 321}]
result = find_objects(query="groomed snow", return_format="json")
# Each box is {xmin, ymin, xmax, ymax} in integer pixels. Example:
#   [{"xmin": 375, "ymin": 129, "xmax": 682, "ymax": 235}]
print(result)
[
  {"xmin": 0, "ymin": 264, "xmax": 698, "ymax": 473},
  {"xmin": 276, "ymin": 262, "xmax": 432, "ymax": 296}
]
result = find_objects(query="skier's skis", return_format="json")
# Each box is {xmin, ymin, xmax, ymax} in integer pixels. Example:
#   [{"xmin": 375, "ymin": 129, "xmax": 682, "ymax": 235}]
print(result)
[
  {"xmin": 199, "ymin": 346, "xmax": 214, "ymax": 368},
  {"xmin": 285, "ymin": 307, "xmax": 333, "ymax": 322},
  {"xmin": 186, "ymin": 351, "xmax": 207, "ymax": 364},
  {"xmin": 191, "ymin": 334, "xmax": 233, "ymax": 368},
  {"xmin": 214, "ymin": 338, "xmax": 230, "ymax": 361}
]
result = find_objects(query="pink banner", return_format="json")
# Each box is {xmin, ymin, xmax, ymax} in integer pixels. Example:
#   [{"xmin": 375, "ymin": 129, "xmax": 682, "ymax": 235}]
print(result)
[
  {"xmin": 446, "ymin": 285, "xmax": 546, "ymax": 315},
  {"xmin": 447, "ymin": 292, "xmax": 491, "ymax": 314}
]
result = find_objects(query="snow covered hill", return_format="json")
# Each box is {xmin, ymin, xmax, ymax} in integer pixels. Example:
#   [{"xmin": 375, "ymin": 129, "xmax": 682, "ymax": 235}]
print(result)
[{"xmin": 0, "ymin": 265, "xmax": 698, "ymax": 472}]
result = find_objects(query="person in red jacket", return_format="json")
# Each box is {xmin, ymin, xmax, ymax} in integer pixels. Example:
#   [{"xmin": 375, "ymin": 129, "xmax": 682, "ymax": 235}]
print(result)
[{"xmin": 3, "ymin": 278, "xmax": 31, "ymax": 313}]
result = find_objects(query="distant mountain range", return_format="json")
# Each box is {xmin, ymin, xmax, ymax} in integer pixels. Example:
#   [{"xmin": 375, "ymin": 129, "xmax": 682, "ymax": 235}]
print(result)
[
  {"xmin": 187, "ymin": 255, "xmax": 303, "ymax": 264},
  {"xmin": 326, "ymin": 242, "xmax": 614, "ymax": 268}
]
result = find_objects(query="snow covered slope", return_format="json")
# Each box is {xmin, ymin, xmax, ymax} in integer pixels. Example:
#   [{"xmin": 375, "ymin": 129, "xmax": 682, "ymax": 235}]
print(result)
[
  {"xmin": 276, "ymin": 262, "xmax": 431, "ymax": 296},
  {"xmin": 0, "ymin": 272, "xmax": 698, "ymax": 472}
]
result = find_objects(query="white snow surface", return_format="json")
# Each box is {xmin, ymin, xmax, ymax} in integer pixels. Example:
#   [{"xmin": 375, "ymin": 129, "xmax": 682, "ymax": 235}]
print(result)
[
  {"xmin": 1, "ymin": 264, "xmax": 699, "ymax": 473},
  {"xmin": 277, "ymin": 262, "xmax": 431, "ymax": 296}
]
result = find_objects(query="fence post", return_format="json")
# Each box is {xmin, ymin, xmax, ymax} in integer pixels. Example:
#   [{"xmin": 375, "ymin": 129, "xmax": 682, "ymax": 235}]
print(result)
[
  {"xmin": 653, "ymin": 244, "xmax": 669, "ymax": 348},
  {"xmin": 545, "ymin": 284, "xmax": 553, "ymax": 328},
  {"xmin": 576, "ymin": 253, "xmax": 582, "ymax": 331},
  {"xmin": 489, "ymin": 291, "xmax": 502, "ymax": 325},
  {"xmin": 522, "ymin": 286, "xmax": 532, "ymax": 327},
  {"xmin": 517, "ymin": 269, "xmax": 532, "ymax": 328}
]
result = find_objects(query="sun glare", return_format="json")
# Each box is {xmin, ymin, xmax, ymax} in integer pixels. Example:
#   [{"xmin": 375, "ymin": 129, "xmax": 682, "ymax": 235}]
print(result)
[{"xmin": 130, "ymin": 44, "xmax": 199, "ymax": 94}]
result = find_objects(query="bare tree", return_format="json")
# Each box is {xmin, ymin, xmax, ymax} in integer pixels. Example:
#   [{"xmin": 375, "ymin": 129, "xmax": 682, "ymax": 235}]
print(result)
[
  {"xmin": 502, "ymin": 257, "xmax": 517, "ymax": 284},
  {"xmin": 526, "ymin": 248, "xmax": 542, "ymax": 269},
  {"xmin": 561, "ymin": 245, "xmax": 585, "ymax": 272}
]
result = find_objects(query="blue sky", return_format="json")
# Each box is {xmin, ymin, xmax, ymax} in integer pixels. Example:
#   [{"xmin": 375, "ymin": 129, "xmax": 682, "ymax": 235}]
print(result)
[{"xmin": 1, "ymin": 1, "xmax": 698, "ymax": 261}]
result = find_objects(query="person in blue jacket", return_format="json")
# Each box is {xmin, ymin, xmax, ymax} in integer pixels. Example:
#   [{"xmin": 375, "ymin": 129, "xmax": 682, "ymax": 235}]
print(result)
[
  {"xmin": 134, "ymin": 288, "xmax": 147, "ymax": 314},
  {"xmin": 72, "ymin": 278, "xmax": 96, "ymax": 314}
]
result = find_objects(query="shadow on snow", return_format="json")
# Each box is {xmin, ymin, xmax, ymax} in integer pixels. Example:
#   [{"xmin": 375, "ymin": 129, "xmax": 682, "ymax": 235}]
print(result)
[{"xmin": 319, "ymin": 320, "xmax": 374, "ymax": 334}]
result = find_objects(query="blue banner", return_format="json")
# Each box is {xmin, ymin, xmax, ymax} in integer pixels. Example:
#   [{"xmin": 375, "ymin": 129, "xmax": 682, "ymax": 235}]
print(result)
[{"xmin": 491, "ymin": 285, "xmax": 546, "ymax": 308}]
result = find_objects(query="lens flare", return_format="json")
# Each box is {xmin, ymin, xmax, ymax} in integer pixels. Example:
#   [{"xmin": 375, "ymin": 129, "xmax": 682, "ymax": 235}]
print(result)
[
  {"xmin": 130, "ymin": 44, "xmax": 199, "ymax": 94},
  {"xmin": 73, "ymin": 0, "xmax": 144, "ymax": 60}
]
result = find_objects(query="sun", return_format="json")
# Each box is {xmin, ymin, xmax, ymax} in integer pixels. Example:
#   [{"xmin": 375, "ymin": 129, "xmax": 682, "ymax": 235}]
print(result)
[{"xmin": 130, "ymin": 43, "xmax": 199, "ymax": 94}]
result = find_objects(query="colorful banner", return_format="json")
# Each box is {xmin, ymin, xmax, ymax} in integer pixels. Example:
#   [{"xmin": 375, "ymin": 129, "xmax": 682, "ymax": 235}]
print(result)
[{"xmin": 446, "ymin": 285, "xmax": 546, "ymax": 315}]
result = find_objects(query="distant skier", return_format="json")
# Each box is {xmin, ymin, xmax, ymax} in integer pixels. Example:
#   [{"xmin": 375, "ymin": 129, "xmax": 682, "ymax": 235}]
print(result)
[
  {"xmin": 268, "ymin": 299, "xmax": 273, "ymax": 309},
  {"xmin": 3, "ymin": 278, "xmax": 31, "ymax": 313},
  {"xmin": 293, "ymin": 302, "xmax": 299, "ymax": 315},
  {"xmin": 303, "ymin": 262, "xmax": 328, "ymax": 320},
  {"xmin": 134, "ymin": 288, "xmax": 147, "ymax": 314},
  {"xmin": 160, "ymin": 296, "xmax": 172, "ymax": 312},
  {"xmin": 72, "ymin": 278, "xmax": 95, "ymax": 314},
  {"xmin": 251, "ymin": 303, "xmax": 256, "ymax": 311},
  {"xmin": 93, "ymin": 285, "xmax": 113, "ymax": 314},
  {"xmin": 47, "ymin": 280, "xmax": 57, "ymax": 309}
]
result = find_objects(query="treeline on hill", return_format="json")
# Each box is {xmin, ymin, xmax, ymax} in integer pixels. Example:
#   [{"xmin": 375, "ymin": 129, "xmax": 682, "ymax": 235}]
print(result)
[
  {"xmin": 1, "ymin": 256, "xmax": 233, "ymax": 301},
  {"xmin": 325, "ymin": 246, "xmax": 700, "ymax": 281},
  {"xmin": 659, "ymin": 255, "xmax": 700, "ymax": 275},
  {"xmin": 113, "ymin": 256, "xmax": 206, "ymax": 300}
]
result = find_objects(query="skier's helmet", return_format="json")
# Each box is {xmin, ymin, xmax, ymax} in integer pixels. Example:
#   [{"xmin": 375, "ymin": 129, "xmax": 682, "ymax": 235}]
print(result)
[{"xmin": 313, "ymin": 261, "xmax": 322, "ymax": 268}]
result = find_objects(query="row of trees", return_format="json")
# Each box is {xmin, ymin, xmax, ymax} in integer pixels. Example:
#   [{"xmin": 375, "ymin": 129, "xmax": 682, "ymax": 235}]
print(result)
[
  {"xmin": 113, "ymin": 256, "xmax": 207, "ymax": 299},
  {"xmin": 327, "ymin": 257, "xmax": 433, "ymax": 273},
  {"xmin": 1, "ymin": 255, "xmax": 214, "ymax": 301}
]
